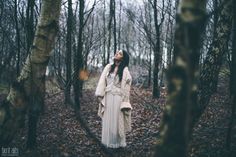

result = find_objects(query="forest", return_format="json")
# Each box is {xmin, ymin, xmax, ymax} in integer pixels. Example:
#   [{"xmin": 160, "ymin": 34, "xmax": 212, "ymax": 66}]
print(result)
[{"xmin": 0, "ymin": 0, "xmax": 235, "ymax": 157}]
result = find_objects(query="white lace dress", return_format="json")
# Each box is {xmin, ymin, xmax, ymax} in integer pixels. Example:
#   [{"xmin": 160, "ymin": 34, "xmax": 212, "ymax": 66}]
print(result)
[
  {"xmin": 95, "ymin": 64, "xmax": 132, "ymax": 148},
  {"xmin": 101, "ymin": 73, "xmax": 126, "ymax": 148}
]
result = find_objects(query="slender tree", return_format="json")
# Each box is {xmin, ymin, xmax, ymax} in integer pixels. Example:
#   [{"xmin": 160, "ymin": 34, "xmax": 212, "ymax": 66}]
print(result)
[
  {"xmin": 226, "ymin": 0, "xmax": 236, "ymax": 151},
  {"xmin": 102, "ymin": 0, "xmax": 106, "ymax": 66},
  {"xmin": 14, "ymin": 0, "xmax": 21, "ymax": 76},
  {"xmin": 118, "ymin": 0, "xmax": 122, "ymax": 49},
  {"xmin": 151, "ymin": 0, "xmax": 165, "ymax": 98},
  {"xmin": 113, "ymin": 0, "xmax": 117, "ymax": 54},
  {"xmin": 26, "ymin": 0, "xmax": 35, "ymax": 55},
  {"xmin": 73, "ymin": 0, "xmax": 85, "ymax": 110},
  {"xmin": 65, "ymin": 0, "xmax": 73, "ymax": 104},
  {"xmin": 106, "ymin": 0, "xmax": 113, "ymax": 64}
]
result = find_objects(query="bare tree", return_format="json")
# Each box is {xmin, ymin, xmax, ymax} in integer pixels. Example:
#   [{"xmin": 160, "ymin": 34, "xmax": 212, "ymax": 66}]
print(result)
[
  {"xmin": 102, "ymin": 0, "xmax": 106, "ymax": 66},
  {"xmin": 113, "ymin": 0, "xmax": 117, "ymax": 54},
  {"xmin": 148, "ymin": 0, "xmax": 165, "ymax": 98},
  {"xmin": 26, "ymin": 0, "xmax": 35, "ymax": 55},
  {"xmin": 65, "ymin": 0, "xmax": 73, "ymax": 104},
  {"xmin": 14, "ymin": 0, "xmax": 21, "ymax": 76},
  {"xmin": 73, "ymin": 0, "xmax": 85, "ymax": 111},
  {"xmin": 226, "ymin": 0, "xmax": 236, "ymax": 151},
  {"xmin": 195, "ymin": 0, "xmax": 233, "ymax": 126}
]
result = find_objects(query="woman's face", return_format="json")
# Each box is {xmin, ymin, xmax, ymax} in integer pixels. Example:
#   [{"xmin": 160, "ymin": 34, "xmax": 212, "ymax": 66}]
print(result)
[{"xmin": 114, "ymin": 50, "xmax": 123, "ymax": 61}]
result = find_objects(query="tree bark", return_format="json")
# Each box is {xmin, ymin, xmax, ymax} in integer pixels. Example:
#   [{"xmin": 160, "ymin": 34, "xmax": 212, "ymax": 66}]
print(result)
[
  {"xmin": 118, "ymin": 0, "xmax": 122, "ymax": 50},
  {"xmin": 65, "ymin": 0, "xmax": 73, "ymax": 104},
  {"xmin": 155, "ymin": 0, "xmax": 207, "ymax": 156},
  {"xmin": 107, "ymin": 0, "xmax": 114, "ymax": 64},
  {"xmin": 113, "ymin": 0, "xmax": 117, "ymax": 54},
  {"xmin": 152, "ymin": 0, "xmax": 164, "ymax": 98},
  {"xmin": 195, "ymin": 0, "xmax": 233, "ymax": 126},
  {"xmin": 73, "ymin": 0, "xmax": 85, "ymax": 111},
  {"xmin": 0, "ymin": 0, "xmax": 61, "ymax": 148},
  {"xmin": 14, "ymin": 0, "xmax": 21, "ymax": 76},
  {"xmin": 102, "ymin": 0, "xmax": 106, "ymax": 67},
  {"xmin": 26, "ymin": 0, "xmax": 35, "ymax": 55},
  {"xmin": 226, "ymin": 0, "xmax": 236, "ymax": 151}
]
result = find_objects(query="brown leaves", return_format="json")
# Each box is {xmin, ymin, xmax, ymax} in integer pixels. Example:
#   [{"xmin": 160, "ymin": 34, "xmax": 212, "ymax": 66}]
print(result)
[
  {"xmin": 5, "ymin": 74, "xmax": 235, "ymax": 156},
  {"xmin": 79, "ymin": 69, "xmax": 89, "ymax": 81}
]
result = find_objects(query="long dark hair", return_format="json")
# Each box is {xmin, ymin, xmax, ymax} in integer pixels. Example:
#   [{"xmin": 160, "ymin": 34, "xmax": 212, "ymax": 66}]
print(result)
[{"xmin": 109, "ymin": 50, "xmax": 130, "ymax": 82}]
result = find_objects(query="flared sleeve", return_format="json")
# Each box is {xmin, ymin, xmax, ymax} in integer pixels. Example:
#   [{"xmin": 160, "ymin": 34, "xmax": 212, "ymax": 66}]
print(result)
[
  {"xmin": 120, "ymin": 67, "xmax": 132, "ymax": 109},
  {"xmin": 119, "ymin": 67, "xmax": 132, "ymax": 137}
]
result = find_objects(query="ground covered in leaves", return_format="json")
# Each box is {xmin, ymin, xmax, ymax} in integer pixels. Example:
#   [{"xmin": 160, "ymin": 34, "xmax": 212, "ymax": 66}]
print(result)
[{"xmin": 3, "ymin": 73, "xmax": 236, "ymax": 157}]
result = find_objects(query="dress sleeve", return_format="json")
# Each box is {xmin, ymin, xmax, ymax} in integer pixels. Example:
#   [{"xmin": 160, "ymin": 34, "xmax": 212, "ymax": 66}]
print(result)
[
  {"xmin": 122, "ymin": 67, "xmax": 132, "ymax": 103},
  {"xmin": 95, "ymin": 64, "xmax": 110, "ymax": 97},
  {"xmin": 120, "ymin": 67, "xmax": 132, "ymax": 133}
]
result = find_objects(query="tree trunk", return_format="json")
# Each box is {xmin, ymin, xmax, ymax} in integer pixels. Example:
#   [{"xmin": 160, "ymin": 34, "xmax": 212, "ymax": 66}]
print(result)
[
  {"xmin": 58, "ymin": 35, "xmax": 62, "ymax": 78},
  {"xmin": 102, "ymin": 0, "xmax": 106, "ymax": 67},
  {"xmin": 155, "ymin": 0, "xmax": 207, "ymax": 156},
  {"xmin": 107, "ymin": 0, "xmax": 113, "ymax": 64},
  {"xmin": 14, "ymin": 0, "xmax": 21, "ymax": 76},
  {"xmin": 73, "ymin": 0, "xmax": 85, "ymax": 111},
  {"xmin": 167, "ymin": 0, "xmax": 173, "ymax": 67},
  {"xmin": 65, "ymin": 0, "xmax": 73, "ymax": 104},
  {"xmin": 0, "ymin": 0, "xmax": 61, "ymax": 148},
  {"xmin": 113, "ymin": 0, "xmax": 117, "ymax": 54},
  {"xmin": 118, "ymin": 0, "xmax": 122, "ymax": 50},
  {"xmin": 26, "ymin": 0, "xmax": 35, "ymax": 55},
  {"xmin": 152, "ymin": 0, "xmax": 162, "ymax": 98},
  {"xmin": 148, "ymin": 45, "xmax": 152, "ymax": 87},
  {"xmin": 226, "ymin": 0, "xmax": 236, "ymax": 151},
  {"xmin": 147, "ymin": 3, "xmax": 152, "ymax": 88},
  {"xmin": 194, "ymin": 0, "xmax": 233, "ymax": 126}
]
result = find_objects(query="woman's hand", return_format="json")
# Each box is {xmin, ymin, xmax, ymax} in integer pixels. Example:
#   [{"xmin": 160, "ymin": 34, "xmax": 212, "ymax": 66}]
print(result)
[
  {"xmin": 97, "ymin": 96, "xmax": 103, "ymax": 103},
  {"xmin": 121, "ymin": 108, "xmax": 130, "ymax": 116}
]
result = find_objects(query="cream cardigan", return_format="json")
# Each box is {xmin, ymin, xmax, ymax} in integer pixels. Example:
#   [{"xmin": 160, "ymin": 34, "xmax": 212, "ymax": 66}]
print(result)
[{"xmin": 95, "ymin": 63, "xmax": 132, "ymax": 138}]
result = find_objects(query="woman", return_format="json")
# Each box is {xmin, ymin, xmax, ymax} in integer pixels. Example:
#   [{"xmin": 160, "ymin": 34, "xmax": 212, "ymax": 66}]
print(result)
[{"xmin": 95, "ymin": 50, "xmax": 132, "ymax": 148}]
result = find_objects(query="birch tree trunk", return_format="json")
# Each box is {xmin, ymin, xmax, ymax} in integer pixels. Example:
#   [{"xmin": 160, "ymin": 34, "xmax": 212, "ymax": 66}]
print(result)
[
  {"xmin": 155, "ymin": 0, "xmax": 207, "ymax": 156},
  {"xmin": 0, "ymin": 0, "xmax": 61, "ymax": 148}
]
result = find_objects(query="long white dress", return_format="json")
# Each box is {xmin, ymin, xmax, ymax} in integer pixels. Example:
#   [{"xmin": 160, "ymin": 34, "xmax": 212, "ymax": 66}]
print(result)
[
  {"xmin": 95, "ymin": 63, "xmax": 132, "ymax": 148},
  {"xmin": 101, "ymin": 73, "xmax": 126, "ymax": 148}
]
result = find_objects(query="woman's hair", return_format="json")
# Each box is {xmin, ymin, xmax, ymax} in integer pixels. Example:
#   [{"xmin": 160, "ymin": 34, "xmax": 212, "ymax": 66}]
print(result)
[{"xmin": 109, "ymin": 50, "xmax": 130, "ymax": 82}]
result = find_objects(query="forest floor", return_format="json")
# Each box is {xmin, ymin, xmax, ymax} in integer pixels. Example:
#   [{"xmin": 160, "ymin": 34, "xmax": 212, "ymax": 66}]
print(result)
[{"xmin": 1, "ymin": 72, "xmax": 236, "ymax": 157}]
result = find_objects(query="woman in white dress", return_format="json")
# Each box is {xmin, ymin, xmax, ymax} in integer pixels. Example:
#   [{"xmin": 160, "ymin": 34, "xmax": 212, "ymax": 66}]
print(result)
[{"xmin": 95, "ymin": 50, "xmax": 132, "ymax": 148}]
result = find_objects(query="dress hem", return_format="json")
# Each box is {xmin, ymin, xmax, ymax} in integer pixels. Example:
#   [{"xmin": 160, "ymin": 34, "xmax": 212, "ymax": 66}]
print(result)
[{"xmin": 102, "ymin": 142, "xmax": 127, "ymax": 148}]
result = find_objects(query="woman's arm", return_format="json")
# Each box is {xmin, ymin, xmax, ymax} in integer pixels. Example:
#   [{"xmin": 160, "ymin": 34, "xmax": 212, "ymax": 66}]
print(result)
[
  {"xmin": 121, "ymin": 67, "xmax": 132, "ymax": 112},
  {"xmin": 95, "ymin": 64, "xmax": 111, "ymax": 98},
  {"xmin": 123, "ymin": 68, "xmax": 132, "ymax": 101}
]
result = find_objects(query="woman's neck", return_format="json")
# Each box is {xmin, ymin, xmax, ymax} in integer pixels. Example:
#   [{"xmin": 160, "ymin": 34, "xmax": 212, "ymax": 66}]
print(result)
[{"xmin": 114, "ymin": 65, "xmax": 118, "ymax": 74}]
